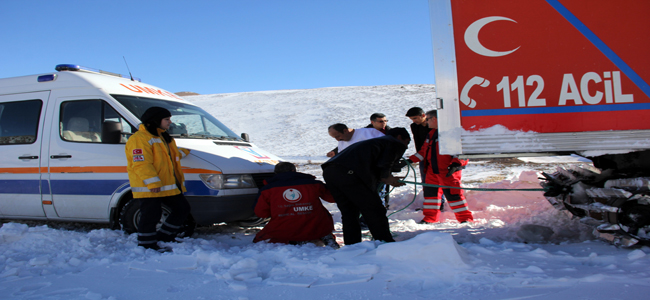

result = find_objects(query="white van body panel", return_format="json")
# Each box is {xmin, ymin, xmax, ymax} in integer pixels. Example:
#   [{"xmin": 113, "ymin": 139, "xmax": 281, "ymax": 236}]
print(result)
[
  {"xmin": 0, "ymin": 92, "xmax": 49, "ymax": 218},
  {"xmin": 0, "ymin": 68, "xmax": 280, "ymax": 225}
]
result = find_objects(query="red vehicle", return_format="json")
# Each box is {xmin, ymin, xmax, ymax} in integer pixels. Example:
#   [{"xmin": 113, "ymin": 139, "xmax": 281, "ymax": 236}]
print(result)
[{"xmin": 428, "ymin": 0, "xmax": 650, "ymax": 246}]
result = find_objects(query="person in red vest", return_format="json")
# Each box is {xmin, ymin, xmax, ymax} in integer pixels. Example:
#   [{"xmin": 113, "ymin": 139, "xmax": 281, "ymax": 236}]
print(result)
[
  {"xmin": 408, "ymin": 110, "xmax": 474, "ymax": 224},
  {"xmin": 253, "ymin": 162, "xmax": 339, "ymax": 248}
]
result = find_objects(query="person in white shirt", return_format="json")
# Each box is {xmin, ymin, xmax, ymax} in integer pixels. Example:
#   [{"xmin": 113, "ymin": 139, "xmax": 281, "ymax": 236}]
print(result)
[{"xmin": 326, "ymin": 123, "xmax": 384, "ymax": 157}]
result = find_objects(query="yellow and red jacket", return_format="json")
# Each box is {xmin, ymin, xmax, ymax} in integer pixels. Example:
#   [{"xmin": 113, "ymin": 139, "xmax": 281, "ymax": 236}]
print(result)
[{"xmin": 126, "ymin": 124, "xmax": 190, "ymax": 198}]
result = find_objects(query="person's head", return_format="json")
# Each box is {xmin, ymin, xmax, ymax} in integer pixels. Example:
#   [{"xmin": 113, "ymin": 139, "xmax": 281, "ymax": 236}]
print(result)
[
  {"xmin": 328, "ymin": 123, "xmax": 354, "ymax": 141},
  {"xmin": 425, "ymin": 110, "xmax": 438, "ymax": 129},
  {"xmin": 405, "ymin": 107, "xmax": 427, "ymax": 125},
  {"xmin": 141, "ymin": 107, "xmax": 172, "ymax": 136},
  {"xmin": 369, "ymin": 113, "xmax": 388, "ymax": 130},
  {"xmin": 386, "ymin": 127, "xmax": 411, "ymax": 146},
  {"xmin": 274, "ymin": 162, "xmax": 297, "ymax": 174}
]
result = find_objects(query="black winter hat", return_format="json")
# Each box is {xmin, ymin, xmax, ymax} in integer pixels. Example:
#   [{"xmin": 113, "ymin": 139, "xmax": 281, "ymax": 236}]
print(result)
[
  {"xmin": 140, "ymin": 106, "xmax": 172, "ymax": 126},
  {"xmin": 386, "ymin": 127, "xmax": 411, "ymax": 141},
  {"xmin": 140, "ymin": 107, "xmax": 173, "ymax": 142}
]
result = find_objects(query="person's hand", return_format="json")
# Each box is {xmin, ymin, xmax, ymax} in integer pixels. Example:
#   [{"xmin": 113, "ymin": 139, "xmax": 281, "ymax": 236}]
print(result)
[
  {"xmin": 326, "ymin": 151, "xmax": 335, "ymax": 158},
  {"xmin": 381, "ymin": 175, "xmax": 405, "ymax": 187},
  {"xmin": 150, "ymin": 187, "xmax": 161, "ymax": 193},
  {"xmin": 446, "ymin": 162, "xmax": 465, "ymax": 177},
  {"xmin": 391, "ymin": 158, "xmax": 408, "ymax": 172}
]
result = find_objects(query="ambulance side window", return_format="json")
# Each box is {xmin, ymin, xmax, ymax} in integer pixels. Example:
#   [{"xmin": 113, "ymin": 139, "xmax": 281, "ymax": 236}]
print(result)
[
  {"xmin": 60, "ymin": 100, "xmax": 134, "ymax": 144},
  {"xmin": 102, "ymin": 102, "xmax": 136, "ymax": 139},
  {"xmin": 0, "ymin": 100, "xmax": 42, "ymax": 145}
]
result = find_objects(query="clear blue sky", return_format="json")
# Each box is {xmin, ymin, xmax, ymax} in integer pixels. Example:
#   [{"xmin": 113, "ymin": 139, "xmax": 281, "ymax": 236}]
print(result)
[{"xmin": 1, "ymin": 1, "xmax": 434, "ymax": 95}]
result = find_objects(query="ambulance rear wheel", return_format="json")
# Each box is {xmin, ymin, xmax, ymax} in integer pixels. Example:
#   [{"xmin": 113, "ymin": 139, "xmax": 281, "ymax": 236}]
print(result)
[{"xmin": 119, "ymin": 198, "xmax": 196, "ymax": 238}]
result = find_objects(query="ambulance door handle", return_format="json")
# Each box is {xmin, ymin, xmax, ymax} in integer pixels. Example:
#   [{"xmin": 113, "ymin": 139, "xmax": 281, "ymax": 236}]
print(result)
[
  {"xmin": 18, "ymin": 155, "xmax": 39, "ymax": 160},
  {"xmin": 50, "ymin": 155, "xmax": 72, "ymax": 159}
]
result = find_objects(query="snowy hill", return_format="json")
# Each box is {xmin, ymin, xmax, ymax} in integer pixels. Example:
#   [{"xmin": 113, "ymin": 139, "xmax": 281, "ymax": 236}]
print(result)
[
  {"xmin": 185, "ymin": 84, "xmax": 436, "ymax": 158},
  {"xmin": 1, "ymin": 85, "xmax": 649, "ymax": 299}
]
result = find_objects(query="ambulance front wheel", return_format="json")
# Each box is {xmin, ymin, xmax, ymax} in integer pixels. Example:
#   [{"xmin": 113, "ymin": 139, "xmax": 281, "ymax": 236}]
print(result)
[{"xmin": 119, "ymin": 198, "xmax": 196, "ymax": 238}]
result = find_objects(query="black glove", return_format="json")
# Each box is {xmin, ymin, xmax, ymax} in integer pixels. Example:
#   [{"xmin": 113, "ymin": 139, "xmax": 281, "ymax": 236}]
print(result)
[
  {"xmin": 406, "ymin": 159, "xmax": 413, "ymax": 164},
  {"xmin": 391, "ymin": 158, "xmax": 407, "ymax": 172},
  {"xmin": 446, "ymin": 162, "xmax": 465, "ymax": 177}
]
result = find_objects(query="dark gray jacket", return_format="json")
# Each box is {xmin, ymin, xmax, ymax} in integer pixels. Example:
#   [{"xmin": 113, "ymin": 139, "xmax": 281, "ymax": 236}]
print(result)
[{"xmin": 322, "ymin": 135, "xmax": 407, "ymax": 191}]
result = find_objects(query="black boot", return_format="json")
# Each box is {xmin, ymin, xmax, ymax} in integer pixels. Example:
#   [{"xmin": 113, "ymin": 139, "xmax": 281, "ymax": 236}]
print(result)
[
  {"xmin": 141, "ymin": 243, "xmax": 172, "ymax": 253},
  {"xmin": 321, "ymin": 234, "xmax": 341, "ymax": 249}
]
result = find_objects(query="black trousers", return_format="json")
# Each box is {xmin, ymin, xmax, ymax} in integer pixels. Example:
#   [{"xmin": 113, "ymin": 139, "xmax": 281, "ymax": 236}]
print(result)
[
  {"xmin": 138, "ymin": 193, "xmax": 191, "ymax": 246},
  {"xmin": 322, "ymin": 165, "xmax": 395, "ymax": 245}
]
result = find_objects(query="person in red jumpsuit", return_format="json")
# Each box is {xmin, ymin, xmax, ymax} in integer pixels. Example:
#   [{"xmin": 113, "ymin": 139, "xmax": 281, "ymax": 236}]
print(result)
[
  {"xmin": 408, "ymin": 110, "xmax": 474, "ymax": 224},
  {"xmin": 253, "ymin": 162, "xmax": 339, "ymax": 248}
]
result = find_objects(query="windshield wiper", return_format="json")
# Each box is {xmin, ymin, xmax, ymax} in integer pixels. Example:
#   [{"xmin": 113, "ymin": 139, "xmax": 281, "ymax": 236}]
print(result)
[{"xmin": 184, "ymin": 134, "xmax": 240, "ymax": 141}]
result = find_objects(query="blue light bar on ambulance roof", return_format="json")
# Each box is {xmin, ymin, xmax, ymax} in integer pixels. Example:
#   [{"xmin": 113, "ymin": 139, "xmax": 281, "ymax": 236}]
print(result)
[{"xmin": 55, "ymin": 64, "xmax": 141, "ymax": 82}]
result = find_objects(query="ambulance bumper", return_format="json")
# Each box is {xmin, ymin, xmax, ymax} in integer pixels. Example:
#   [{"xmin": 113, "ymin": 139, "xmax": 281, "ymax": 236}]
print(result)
[{"xmin": 186, "ymin": 194, "xmax": 257, "ymax": 225}]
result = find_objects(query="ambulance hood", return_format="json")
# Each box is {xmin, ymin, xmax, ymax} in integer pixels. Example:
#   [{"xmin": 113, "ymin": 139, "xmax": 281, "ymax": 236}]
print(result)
[{"xmin": 176, "ymin": 138, "xmax": 280, "ymax": 174}]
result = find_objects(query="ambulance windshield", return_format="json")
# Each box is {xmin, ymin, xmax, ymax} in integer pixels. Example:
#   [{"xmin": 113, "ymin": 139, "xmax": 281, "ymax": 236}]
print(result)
[{"xmin": 112, "ymin": 95, "xmax": 241, "ymax": 141}]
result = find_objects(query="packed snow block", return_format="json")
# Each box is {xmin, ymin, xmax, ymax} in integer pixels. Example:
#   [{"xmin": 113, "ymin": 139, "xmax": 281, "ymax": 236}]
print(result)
[
  {"xmin": 128, "ymin": 256, "xmax": 198, "ymax": 272},
  {"xmin": 320, "ymin": 241, "xmax": 374, "ymax": 263},
  {"xmin": 310, "ymin": 274, "xmax": 373, "ymax": 287},
  {"xmin": 266, "ymin": 277, "xmax": 316, "ymax": 288},
  {"xmin": 0, "ymin": 223, "xmax": 29, "ymax": 242},
  {"xmin": 516, "ymin": 224, "xmax": 554, "ymax": 243},
  {"xmin": 375, "ymin": 232, "xmax": 469, "ymax": 268},
  {"xmin": 228, "ymin": 258, "xmax": 260, "ymax": 281}
]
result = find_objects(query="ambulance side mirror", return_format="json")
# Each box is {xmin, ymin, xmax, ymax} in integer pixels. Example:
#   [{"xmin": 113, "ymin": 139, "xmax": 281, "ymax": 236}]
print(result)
[
  {"xmin": 241, "ymin": 133, "xmax": 250, "ymax": 142},
  {"xmin": 102, "ymin": 121, "xmax": 123, "ymax": 144}
]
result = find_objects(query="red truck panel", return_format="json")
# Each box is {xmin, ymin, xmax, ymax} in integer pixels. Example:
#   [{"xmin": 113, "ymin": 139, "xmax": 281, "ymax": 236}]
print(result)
[{"xmin": 451, "ymin": 0, "xmax": 650, "ymax": 133}]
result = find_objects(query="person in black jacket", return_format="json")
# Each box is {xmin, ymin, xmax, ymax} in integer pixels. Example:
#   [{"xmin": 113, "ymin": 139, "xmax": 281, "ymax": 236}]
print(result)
[
  {"xmin": 405, "ymin": 107, "xmax": 431, "ymax": 160},
  {"xmin": 364, "ymin": 113, "xmax": 393, "ymax": 206},
  {"xmin": 321, "ymin": 127, "xmax": 410, "ymax": 245},
  {"xmin": 365, "ymin": 112, "xmax": 391, "ymax": 134},
  {"xmin": 406, "ymin": 107, "xmax": 447, "ymax": 210}
]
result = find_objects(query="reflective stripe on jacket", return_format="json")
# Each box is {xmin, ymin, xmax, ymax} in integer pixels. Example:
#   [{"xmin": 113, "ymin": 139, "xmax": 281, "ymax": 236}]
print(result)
[
  {"xmin": 409, "ymin": 129, "xmax": 467, "ymax": 175},
  {"xmin": 126, "ymin": 124, "xmax": 190, "ymax": 198}
]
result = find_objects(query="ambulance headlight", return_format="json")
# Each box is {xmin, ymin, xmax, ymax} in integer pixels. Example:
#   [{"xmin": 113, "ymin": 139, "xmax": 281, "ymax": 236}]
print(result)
[{"xmin": 199, "ymin": 174, "xmax": 256, "ymax": 189}]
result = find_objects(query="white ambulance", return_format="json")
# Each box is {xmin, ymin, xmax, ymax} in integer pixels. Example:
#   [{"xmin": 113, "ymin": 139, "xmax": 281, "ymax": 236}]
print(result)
[{"xmin": 0, "ymin": 64, "xmax": 280, "ymax": 235}]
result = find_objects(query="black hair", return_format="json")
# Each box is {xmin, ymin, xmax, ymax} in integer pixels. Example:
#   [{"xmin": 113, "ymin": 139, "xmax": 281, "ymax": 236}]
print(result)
[
  {"xmin": 274, "ymin": 162, "xmax": 297, "ymax": 174},
  {"xmin": 328, "ymin": 123, "xmax": 348, "ymax": 133},
  {"xmin": 405, "ymin": 107, "xmax": 425, "ymax": 117},
  {"xmin": 385, "ymin": 127, "xmax": 410, "ymax": 141},
  {"xmin": 425, "ymin": 110, "xmax": 438, "ymax": 118},
  {"xmin": 370, "ymin": 113, "xmax": 386, "ymax": 121}
]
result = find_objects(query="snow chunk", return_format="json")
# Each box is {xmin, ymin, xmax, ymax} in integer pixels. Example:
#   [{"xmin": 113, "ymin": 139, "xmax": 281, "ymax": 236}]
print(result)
[
  {"xmin": 627, "ymin": 249, "xmax": 646, "ymax": 260},
  {"xmin": 229, "ymin": 258, "xmax": 259, "ymax": 281},
  {"xmin": 376, "ymin": 232, "xmax": 469, "ymax": 268},
  {"xmin": 479, "ymin": 238, "xmax": 496, "ymax": 245},
  {"xmin": 29, "ymin": 256, "xmax": 50, "ymax": 266},
  {"xmin": 0, "ymin": 223, "xmax": 29, "ymax": 242},
  {"xmin": 524, "ymin": 265, "xmax": 544, "ymax": 273}
]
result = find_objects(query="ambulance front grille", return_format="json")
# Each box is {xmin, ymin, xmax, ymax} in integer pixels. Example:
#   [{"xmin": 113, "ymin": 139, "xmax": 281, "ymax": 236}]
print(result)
[{"xmin": 252, "ymin": 173, "xmax": 275, "ymax": 188}]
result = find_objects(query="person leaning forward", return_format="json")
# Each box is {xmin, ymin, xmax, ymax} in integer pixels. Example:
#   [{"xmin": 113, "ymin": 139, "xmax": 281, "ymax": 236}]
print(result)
[
  {"xmin": 253, "ymin": 162, "xmax": 339, "ymax": 248},
  {"xmin": 321, "ymin": 127, "xmax": 411, "ymax": 245},
  {"xmin": 125, "ymin": 106, "xmax": 191, "ymax": 253},
  {"xmin": 326, "ymin": 123, "xmax": 383, "ymax": 157}
]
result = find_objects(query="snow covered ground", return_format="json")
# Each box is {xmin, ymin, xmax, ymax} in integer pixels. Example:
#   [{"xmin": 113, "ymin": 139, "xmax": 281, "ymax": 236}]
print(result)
[{"xmin": 1, "ymin": 85, "xmax": 649, "ymax": 299}]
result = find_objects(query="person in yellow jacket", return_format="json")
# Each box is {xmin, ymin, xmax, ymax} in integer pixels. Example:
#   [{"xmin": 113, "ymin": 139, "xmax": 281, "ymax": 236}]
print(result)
[{"xmin": 126, "ymin": 106, "xmax": 191, "ymax": 252}]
